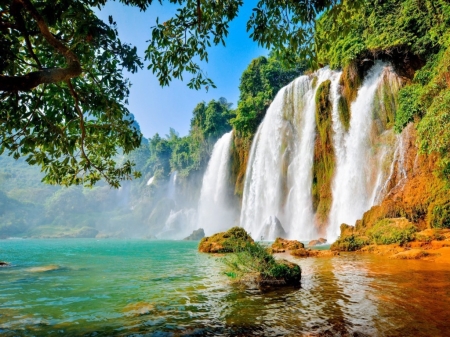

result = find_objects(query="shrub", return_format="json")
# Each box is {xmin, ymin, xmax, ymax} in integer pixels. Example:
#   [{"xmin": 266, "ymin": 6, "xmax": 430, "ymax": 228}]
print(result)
[
  {"xmin": 429, "ymin": 200, "xmax": 450, "ymax": 229},
  {"xmin": 395, "ymin": 84, "xmax": 424, "ymax": 133},
  {"xmin": 222, "ymin": 242, "xmax": 301, "ymax": 282},
  {"xmin": 367, "ymin": 218, "xmax": 417, "ymax": 245},
  {"xmin": 330, "ymin": 234, "xmax": 368, "ymax": 251}
]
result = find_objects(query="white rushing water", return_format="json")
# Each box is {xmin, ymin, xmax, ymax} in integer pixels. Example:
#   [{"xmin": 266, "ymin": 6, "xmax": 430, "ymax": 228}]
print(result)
[
  {"xmin": 158, "ymin": 208, "xmax": 197, "ymax": 240},
  {"xmin": 198, "ymin": 131, "xmax": 236, "ymax": 235},
  {"xmin": 167, "ymin": 171, "xmax": 177, "ymax": 200},
  {"xmin": 327, "ymin": 62, "xmax": 390, "ymax": 241},
  {"xmin": 240, "ymin": 62, "xmax": 403, "ymax": 242},
  {"xmin": 240, "ymin": 68, "xmax": 341, "ymax": 241}
]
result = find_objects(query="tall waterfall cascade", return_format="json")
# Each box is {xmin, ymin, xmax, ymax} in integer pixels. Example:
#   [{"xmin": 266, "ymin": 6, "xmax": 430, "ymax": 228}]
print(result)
[
  {"xmin": 198, "ymin": 131, "xmax": 236, "ymax": 235},
  {"xmin": 240, "ymin": 62, "xmax": 405, "ymax": 241}
]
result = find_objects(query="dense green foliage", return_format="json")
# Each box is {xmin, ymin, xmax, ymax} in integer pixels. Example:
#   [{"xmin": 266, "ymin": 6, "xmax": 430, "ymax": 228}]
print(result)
[
  {"xmin": 229, "ymin": 55, "xmax": 304, "ymax": 196},
  {"xmin": 231, "ymin": 56, "xmax": 304, "ymax": 137},
  {"xmin": 429, "ymin": 200, "xmax": 450, "ymax": 229},
  {"xmin": 316, "ymin": 0, "xmax": 450, "ymax": 69},
  {"xmin": 147, "ymin": 98, "xmax": 233, "ymax": 178},
  {"xmin": 331, "ymin": 234, "xmax": 368, "ymax": 252},
  {"xmin": 1, "ymin": 0, "xmax": 357, "ymax": 187},
  {"xmin": 1, "ymin": 0, "xmax": 143, "ymax": 187},
  {"xmin": 315, "ymin": 0, "xmax": 450, "ymax": 183}
]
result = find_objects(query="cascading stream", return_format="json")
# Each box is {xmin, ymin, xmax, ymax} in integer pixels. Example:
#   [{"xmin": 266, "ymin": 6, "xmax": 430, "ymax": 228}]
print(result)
[
  {"xmin": 240, "ymin": 68, "xmax": 340, "ymax": 241},
  {"xmin": 327, "ymin": 62, "xmax": 393, "ymax": 241},
  {"xmin": 198, "ymin": 131, "xmax": 236, "ymax": 236}
]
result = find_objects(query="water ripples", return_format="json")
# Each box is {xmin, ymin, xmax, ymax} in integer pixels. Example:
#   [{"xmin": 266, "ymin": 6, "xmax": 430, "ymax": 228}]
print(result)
[{"xmin": 1, "ymin": 239, "xmax": 450, "ymax": 336}]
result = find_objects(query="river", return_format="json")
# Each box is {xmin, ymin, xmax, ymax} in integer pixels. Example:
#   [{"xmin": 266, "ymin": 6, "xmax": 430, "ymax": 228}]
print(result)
[{"xmin": 0, "ymin": 239, "xmax": 449, "ymax": 336}]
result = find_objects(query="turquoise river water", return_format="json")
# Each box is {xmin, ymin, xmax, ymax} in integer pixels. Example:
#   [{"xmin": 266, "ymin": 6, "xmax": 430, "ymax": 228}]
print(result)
[{"xmin": 1, "ymin": 239, "xmax": 449, "ymax": 336}]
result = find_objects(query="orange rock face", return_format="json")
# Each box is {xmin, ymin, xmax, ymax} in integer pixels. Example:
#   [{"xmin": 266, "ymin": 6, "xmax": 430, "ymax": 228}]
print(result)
[{"xmin": 359, "ymin": 124, "xmax": 448, "ymax": 232}]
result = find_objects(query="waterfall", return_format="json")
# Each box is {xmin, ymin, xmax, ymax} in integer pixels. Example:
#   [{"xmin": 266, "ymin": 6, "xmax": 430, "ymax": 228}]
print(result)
[
  {"xmin": 240, "ymin": 68, "xmax": 341, "ymax": 241},
  {"xmin": 327, "ymin": 62, "xmax": 391, "ymax": 241},
  {"xmin": 197, "ymin": 131, "xmax": 236, "ymax": 235},
  {"xmin": 158, "ymin": 208, "xmax": 197, "ymax": 240},
  {"xmin": 240, "ymin": 61, "xmax": 404, "ymax": 242},
  {"xmin": 167, "ymin": 171, "xmax": 177, "ymax": 200}
]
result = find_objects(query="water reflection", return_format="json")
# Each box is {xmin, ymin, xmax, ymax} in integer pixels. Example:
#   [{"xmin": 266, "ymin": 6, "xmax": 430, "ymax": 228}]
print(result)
[{"xmin": 1, "ymin": 240, "xmax": 449, "ymax": 336}]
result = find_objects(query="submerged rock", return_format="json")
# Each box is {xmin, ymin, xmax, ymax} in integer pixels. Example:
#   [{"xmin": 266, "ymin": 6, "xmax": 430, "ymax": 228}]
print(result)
[
  {"xmin": 308, "ymin": 238, "xmax": 327, "ymax": 247},
  {"xmin": 123, "ymin": 302, "xmax": 155, "ymax": 317},
  {"xmin": 270, "ymin": 238, "xmax": 304, "ymax": 253},
  {"xmin": 260, "ymin": 216, "xmax": 287, "ymax": 240},
  {"xmin": 0, "ymin": 261, "xmax": 10, "ymax": 267},
  {"xmin": 183, "ymin": 228, "xmax": 205, "ymax": 241},
  {"xmin": 27, "ymin": 265, "xmax": 60, "ymax": 272},
  {"xmin": 198, "ymin": 227, "xmax": 253, "ymax": 253}
]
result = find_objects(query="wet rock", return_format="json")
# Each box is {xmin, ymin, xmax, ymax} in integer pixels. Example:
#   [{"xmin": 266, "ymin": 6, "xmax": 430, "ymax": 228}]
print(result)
[
  {"xmin": 308, "ymin": 238, "xmax": 327, "ymax": 247},
  {"xmin": 184, "ymin": 228, "xmax": 205, "ymax": 241},
  {"xmin": 0, "ymin": 261, "xmax": 10, "ymax": 267},
  {"xmin": 198, "ymin": 227, "xmax": 253, "ymax": 253},
  {"xmin": 391, "ymin": 249, "xmax": 429, "ymax": 260},
  {"xmin": 260, "ymin": 216, "xmax": 287, "ymax": 240},
  {"xmin": 270, "ymin": 238, "xmax": 304, "ymax": 253},
  {"xmin": 290, "ymin": 248, "xmax": 339, "ymax": 258}
]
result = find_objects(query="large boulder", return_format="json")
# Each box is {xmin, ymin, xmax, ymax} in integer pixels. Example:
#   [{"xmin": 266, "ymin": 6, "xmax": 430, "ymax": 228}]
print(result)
[
  {"xmin": 198, "ymin": 227, "xmax": 254, "ymax": 253},
  {"xmin": 184, "ymin": 228, "xmax": 205, "ymax": 241},
  {"xmin": 270, "ymin": 238, "xmax": 304, "ymax": 253},
  {"xmin": 260, "ymin": 216, "xmax": 287, "ymax": 240}
]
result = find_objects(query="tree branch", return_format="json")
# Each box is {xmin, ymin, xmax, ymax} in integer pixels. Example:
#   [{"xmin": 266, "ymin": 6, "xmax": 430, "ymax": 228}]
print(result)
[{"xmin": 0, "ymin": 0, "xmax": 81, "ymax": 92}]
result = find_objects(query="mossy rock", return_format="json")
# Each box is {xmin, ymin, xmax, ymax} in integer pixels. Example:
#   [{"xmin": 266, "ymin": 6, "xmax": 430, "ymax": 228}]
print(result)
[
  {"xmin": 270, "ymin": 238, "xmax": 304, "ymax": 253},
  {"xmin": 198, "ymin": 227, "xmax": 254, "ymax": 253},
  {"xmin": 313, "ymin": 79, "xmax": 335, "ymax": 223},
  {"xmin": 239, "ymin": 259, "xmax": 301, "ymax": 290}
]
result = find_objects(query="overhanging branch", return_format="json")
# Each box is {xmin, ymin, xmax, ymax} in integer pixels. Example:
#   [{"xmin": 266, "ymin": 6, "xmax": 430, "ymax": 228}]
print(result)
[{"xmin": 0, "ymin": 0, "xmax": 81, "ymax": 92}]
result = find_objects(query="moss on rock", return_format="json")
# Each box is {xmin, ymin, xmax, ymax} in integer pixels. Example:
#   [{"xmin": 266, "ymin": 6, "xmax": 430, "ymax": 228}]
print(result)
[
  {"xmin": 198, "ymin": 227, "xmax": 254, "ymax": 253},
  {"xmin": 313, "ymin": 80, "xmax": 335, "ymax": 226},
  {"xmin": 367, "ymin": 218, "xmax": 417, "ymax": 245},
  {"xmin": 270, "ymin": 238, "xmax": 304, "ymax": 253},
  {"xmin": 338, "ymin": 62, "xmax": 363, "ymax": 131}
]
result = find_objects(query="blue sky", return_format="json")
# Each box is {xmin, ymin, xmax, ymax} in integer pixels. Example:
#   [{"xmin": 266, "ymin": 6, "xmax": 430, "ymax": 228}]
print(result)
[{"xmin": 96, "ymin": 1, "xmax": 268, "ymax": 138}]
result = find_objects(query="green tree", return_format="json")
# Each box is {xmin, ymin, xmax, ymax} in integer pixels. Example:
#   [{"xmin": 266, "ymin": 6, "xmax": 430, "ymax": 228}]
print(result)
[
  {"xmin": 0, "ymin": 0, "xmax": 359, "ymax": 187},
  {"xmin": 232, "ymin": 55, "xmax": 304, "ymax": 137}
]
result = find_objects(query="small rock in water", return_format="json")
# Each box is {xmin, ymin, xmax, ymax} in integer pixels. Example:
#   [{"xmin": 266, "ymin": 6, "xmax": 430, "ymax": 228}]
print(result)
[
  {"xmin": 184, "ymin": 228, "xmax": 205, "ymax": 241},
  {"xmin": 0, "ymin": 261, "xmax": 10, "ymax": 267},
  {"xmin": 291, "ymin": 249, "xmax": 338, "ymax": 258},
  {"xmin": 308, "ymin": 238, "xmax": 327, "ymax": 247},
  {"xmin": 260, "ymin": 216, "xmax": 287, "ymax": 240}
]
